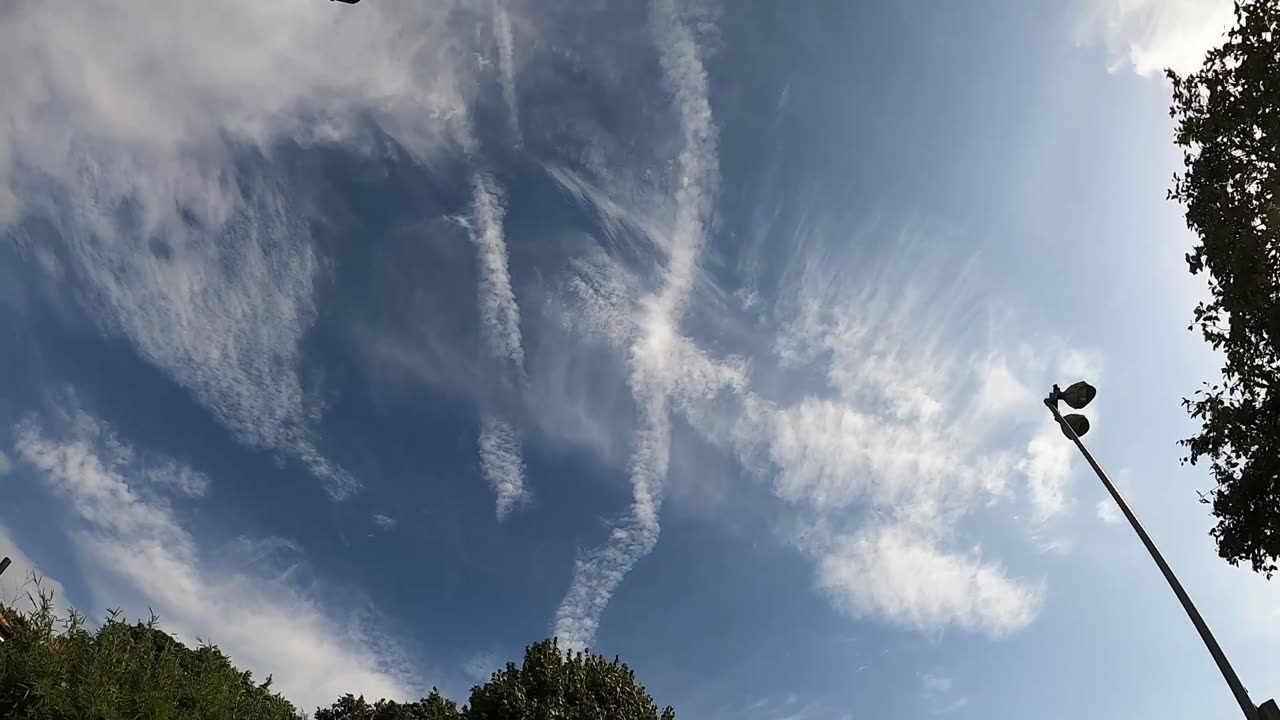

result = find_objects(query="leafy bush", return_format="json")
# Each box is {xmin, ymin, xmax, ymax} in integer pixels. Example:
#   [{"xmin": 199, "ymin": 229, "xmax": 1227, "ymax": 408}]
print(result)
[
  {"xmin": 1, "ymin": 583, "xmax": 676, "ymax": 720},
  {"xmin": 314, "ymin": 639, "xmax": 675, "ymax": 720},
  {"xmin": 0, "ymin": 583, "xmax": 298, "ymax": 720}
]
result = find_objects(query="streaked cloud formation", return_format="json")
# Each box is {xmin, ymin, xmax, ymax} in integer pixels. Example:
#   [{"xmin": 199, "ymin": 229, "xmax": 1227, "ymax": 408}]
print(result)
[
  {"xmin": 463, "ymin": 169, "xmax": 531, "ymax": 520},
  {"xmin": 0, "ymin": 0, "xmax": 1113, "ymax": 686},
  {"xmin": 478, "ymin": 416, "xmax": 529, "ymax": 520},
  {"xmin": 554, "ymin": 0, "xmax": 721, "ymax": 650},
  {"xmin": 0, "ymin": 1, "xmax": 485, "ymax": 499},
  {"xmin": 467, "ymin": 174, "xmax": 525, "ymax": 370},
  {"xmin": 9, "ymin": 395, "xmax": 416, "ymax": 712},
  {"xmin": 553, "ymin": 214, "xmax": 1080, "ymax": 645}
]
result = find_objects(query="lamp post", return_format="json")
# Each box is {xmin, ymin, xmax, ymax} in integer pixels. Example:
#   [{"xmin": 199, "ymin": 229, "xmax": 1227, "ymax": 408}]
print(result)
[{"xmin": 1043, "ymin": 382, "xmax": 1269, "ymax": 720}]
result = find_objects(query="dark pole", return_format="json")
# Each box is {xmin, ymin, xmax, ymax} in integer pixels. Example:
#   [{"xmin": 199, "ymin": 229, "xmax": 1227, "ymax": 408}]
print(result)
[{"xmin": 1044, "ymin": 395, "xmax": 1259, "ymax": 720}]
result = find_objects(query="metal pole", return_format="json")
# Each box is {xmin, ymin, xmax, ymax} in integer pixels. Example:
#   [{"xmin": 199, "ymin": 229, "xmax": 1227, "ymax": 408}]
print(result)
[{"xmin": 1044, "ymin": 397, "xmax": 1258, "ymax": 720}]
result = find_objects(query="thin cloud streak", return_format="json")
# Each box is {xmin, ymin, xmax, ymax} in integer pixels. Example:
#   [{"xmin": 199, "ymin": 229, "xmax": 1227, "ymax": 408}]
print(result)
[
  {"xmin": 554, "ymin": 0, "xmax": 719, "ymax": 651},
  {"xmin": 493, "ymin": 3, "xmax": 522, "ymax": 143},
  {"xmin": 478, "ymin": 415, "xmax": 529, "ymax": 521},
  {"xmin": 468, "ymin": 173, "xmax": 526, "ymax": 370},
  {"xmin": 464, "ymin": 168, "xmax": 530, "ymax": 520}
]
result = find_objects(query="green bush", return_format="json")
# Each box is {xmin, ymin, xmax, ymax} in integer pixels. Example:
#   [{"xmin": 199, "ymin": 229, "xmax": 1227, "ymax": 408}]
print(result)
[
  {"xmin": 0, "ymin": 584, "xmax": 298, "ymax": 720},
  {"xmin": 1, "ymin": 583, "xmax": 676, "ymax": 720}
]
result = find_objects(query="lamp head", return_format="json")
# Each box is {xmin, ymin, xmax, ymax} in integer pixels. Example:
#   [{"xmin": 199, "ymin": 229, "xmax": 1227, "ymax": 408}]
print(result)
[
  {"xmin": 1059, "ymin": 381, "xmax": 1097, "ymax": 410},
  {"xmin": 1059, "ymin": 413, "xmax": 1090, "ymax": 438}
]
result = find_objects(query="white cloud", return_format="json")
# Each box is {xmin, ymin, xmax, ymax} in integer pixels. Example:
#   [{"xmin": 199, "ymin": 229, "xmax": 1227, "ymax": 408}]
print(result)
[
  {"xmin": 1077, "ymin": 0, "xmax": 1234, "ymax": 76},
  {"xmin": 1096, "ymin": 498, "xmax": 1124, "ymax": 524},
  {"xmin": 478, "ymin": 416, "xmax": 529, "ymax": 521},
  {"xmin": 1057, "ymin": 348, "xmax": 1105, "ymax": 385},
  {"xmin": 1095, "ymin": 468, "xmax": 1133, "ymax": 525},
  {"xmin": 552, "ymin": 211, "xmax": 1086, "ymax": 641},
  {"xmin": 493, "ymin": 3, "xmax": 521, "ymax": 143},
  {"xmin": 461, "ymin": 167, "xmax": 530, "ymax": 521},
  {"xmin": 371, "ymin": 513, "xmax": 397, "ymax": 531},
  {"xmin": 553, "ymin": 412, "xmax": 669, "ymax": 650},
  {"xmin": 1019, "ymin": 425, "xmax": 1075, "ymax": 521},
  {"xmin": 142, "ymin": 458, "xmax": 211, "ymax": 498},
  {"xmin": 0, "ymin": 1, "xmax": 507, "ymax": 499},
  {"xmin": 921, "ymin": 673, "xmax": 969, "ymax": 716},
  {"xmin": 553, "ymin": 0, "xmax": 719, "ymax": 651},
  {"xmin": 467, "ymin": 174, "xmax": 525, "ymax": 370},
  {"xmin": 972, "ymin": 354, "xmax": 1037, "ymax": 420},
  {"xmin": 767, "ymin": 398, "xmax": 985, "ymax": 520},
  {"xmin": 816, "ymin": 525, "xmax": 1044, "ymax": 637},
  {"xmin": 922, "ymin": 673, "xmax": 953, "ymax": 694},
  {"xmin": 11, "ymin": 406, "xmax": 417, "ymax": 712},
  {"xmin": 1037, "ymin": 536, "xmax": 1075, "ymax": 556}
]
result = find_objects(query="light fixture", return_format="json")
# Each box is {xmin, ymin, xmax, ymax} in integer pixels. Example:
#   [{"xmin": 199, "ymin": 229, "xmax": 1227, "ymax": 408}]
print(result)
[
  {"xmin": 1059, "ymin": 413, "xmax": 1090, "ymax": 438},
  {"xmin": 1059, "ymin": 381, "xmax": 1097, "ymax": 410}
]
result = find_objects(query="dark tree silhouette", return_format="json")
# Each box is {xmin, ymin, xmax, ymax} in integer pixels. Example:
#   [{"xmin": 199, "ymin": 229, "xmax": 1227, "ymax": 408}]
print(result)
[
  {"xmin": 314, "ymin": 691, "xmax": 463, "ymax": 720},
  {"xmin": 467, "ymin": 639, "xmax": 675, "ymax": 720},
  {"xmin": 315, "ymin": 639, "xmax": 675, "ymax": 720},
  {"xmin": 1169, "ymin": 0, "xmax": 1280, "ymax": 576}
]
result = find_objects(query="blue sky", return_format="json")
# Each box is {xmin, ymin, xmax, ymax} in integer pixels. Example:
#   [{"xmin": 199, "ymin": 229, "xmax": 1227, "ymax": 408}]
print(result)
[{"xmin": 0, "ymin": 0, "xmax": 1274, "ymax": 718}]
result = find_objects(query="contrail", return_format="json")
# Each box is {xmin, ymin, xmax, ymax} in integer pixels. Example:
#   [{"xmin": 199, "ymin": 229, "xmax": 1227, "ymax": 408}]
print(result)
[{"xmin": 554, "ymin": 0, "xmax": 719, "ymax": 651}]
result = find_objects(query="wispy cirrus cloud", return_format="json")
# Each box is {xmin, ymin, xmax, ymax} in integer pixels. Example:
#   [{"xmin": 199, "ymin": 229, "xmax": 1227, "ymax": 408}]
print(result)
[
  {"xmin": 0, "ymin": 1, "xmax": 505, "ymax": 500},
  {"xmin": 554, "ymin": 0, "xmax": 720, "ymax": 651},
  {"xmin": 551, "ymin": 206, "xmax": 1084, "ymax": 643},
  {"xmin": 463, "ymin": 169, "xmax": 529, "ymax": 520},
  {"xmin": 746, "ymin": 244, "xmax": 1060, "ymax": 635},
  {"xmin": 10, "ymin": 398, "xmax": 419, "ymax": 712},
  {"xmin": 921, "ymin": 671, "xmax": 969, "ymax": 715},
  {"xmin": 466, "ymin": 174, "xmax": 526, "ymax": 370},
  {"xmin": 493, "ymin": 3, "xmax": 522, "ymax": 143}
]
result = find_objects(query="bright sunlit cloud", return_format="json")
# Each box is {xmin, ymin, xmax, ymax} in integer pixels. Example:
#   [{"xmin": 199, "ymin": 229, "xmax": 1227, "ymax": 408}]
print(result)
[{"xmin": 1078, "ymin": 0, "xmax": 1235, "ymax": 76}]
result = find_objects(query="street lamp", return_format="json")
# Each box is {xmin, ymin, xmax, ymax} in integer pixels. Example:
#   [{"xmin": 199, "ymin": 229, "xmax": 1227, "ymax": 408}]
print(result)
[{"xmin": 1044, "ymin": 382, "xmax": 1274, "ymax": 720}]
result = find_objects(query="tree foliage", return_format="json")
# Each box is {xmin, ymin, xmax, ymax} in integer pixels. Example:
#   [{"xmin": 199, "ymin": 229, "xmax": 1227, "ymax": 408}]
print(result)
[
  {"xmin": 316, "ymin": 639, "xmax": 676, "ymax": 720},
  {"xmin": 0, "ymin": 585, "xmax": 298, "ymax": 720},
  {"xmin": 313, "ymin": 691, "xmax": 463, "ymax": 720},
  {"xmin": 466, "ymin": 639, "xmax": 675, "ymax": 720},
  {"xmin": 1169, "ymin": 0, "xmax": 1280, "ymax": 576},
  {"xmin": 1, "ymin": 586, "xmax": 675, "ymax": 720}
]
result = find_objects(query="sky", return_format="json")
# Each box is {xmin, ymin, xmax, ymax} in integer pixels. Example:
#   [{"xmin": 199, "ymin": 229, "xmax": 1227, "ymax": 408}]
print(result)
[{"xmin": 0, "ymin": 0, "xmax": 1273, "ymax": 718}]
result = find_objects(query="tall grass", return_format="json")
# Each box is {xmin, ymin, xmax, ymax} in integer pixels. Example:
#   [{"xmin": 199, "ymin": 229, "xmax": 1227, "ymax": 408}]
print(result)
[{"xmin": 0, "ymin": 576, "xmax": 300, "ymax": 720}]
